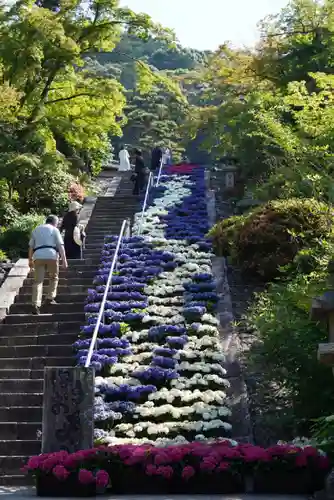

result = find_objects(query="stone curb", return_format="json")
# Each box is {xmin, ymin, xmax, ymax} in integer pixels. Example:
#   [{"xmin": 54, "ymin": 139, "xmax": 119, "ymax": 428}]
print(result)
[
  {"xmin": 0, "ymin": 488, "xmax": 308, "ymax": 498},
  {"xmin": 205, "ymin": 168, "xmax": 253, "ymax": 444},
  {"xmin": 0, "ymin": 259, "xmax": 30, "ymax": 320}
]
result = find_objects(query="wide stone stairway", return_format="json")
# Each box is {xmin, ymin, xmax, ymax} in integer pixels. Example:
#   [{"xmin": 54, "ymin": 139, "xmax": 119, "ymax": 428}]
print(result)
[{"xmin": 0, "ymin": 174, "xmax": 139, "ymax": 485}]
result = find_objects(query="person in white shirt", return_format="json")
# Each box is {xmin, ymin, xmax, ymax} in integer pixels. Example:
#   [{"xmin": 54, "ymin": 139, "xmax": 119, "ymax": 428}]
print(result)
[
  {"xmin": 28, "ymin": 215, "xmax": 68, "ymax": 315},
  {"xmin": 163, "ymin": 147, "xmax": 171, "ymax": 166},
  {"xmin": 118, "ymin": 144, "xmax": 131, "ymax": 172}
]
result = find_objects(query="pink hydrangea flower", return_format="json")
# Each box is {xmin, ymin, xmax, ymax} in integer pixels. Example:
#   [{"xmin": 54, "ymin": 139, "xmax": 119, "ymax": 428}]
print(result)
[
  {"xmin": 26, "ymin": 456, "xmax": 41, "ymax": 470},
  {"xmin": 40, "ymin": 458, "xmax": 59, "ymax": 472},
  {"xmin": 217, "ymin": 462, "xmax": 230, "ymax": 471},
  {"xmin": 145, "ymin": 465, "xmax": 157, "ymax": 476},
  {"xmin": 78, "ymin": 469, "xmax": 95, "ymax": 485},
  {"xmin": 156, "ymin": 466, "xmax": 174, "ymax": 479},
  {"xmin": 63, "ymin": 456, "xmax": 78, "ymax": 469},
  {"xmin": 154, "ymin": 452, "xmax": 170, "ymax": 465},
  {"xmin": 200, "ymin": 458, "xmax": 216, "ymax": 472},
  {"xmin": 52, "ymin": 465, "xmax": 70, "ymax": 481},
  {"xmin": 181, "ymin": 466, "xmax": 195, "ymax": 480},
  {"xmin": 95, "ymin": 470, "xmax": 110, "ymax": 488},
  {"xmin": 295, "ymin": 454, "xmax": 308, "ymax": 467},
  {"xmin": 242, "ymin": 446, "xmax": 270, "ymax": 462},
  {"xmin": 168, "ymin": 447, "xmax": 185, "ymax": 462}
]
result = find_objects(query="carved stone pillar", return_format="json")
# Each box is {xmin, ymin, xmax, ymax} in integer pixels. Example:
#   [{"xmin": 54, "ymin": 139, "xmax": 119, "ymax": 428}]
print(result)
[{"xmin": 42, "ymin": 367, "xmax": 95, "ymax": 453}]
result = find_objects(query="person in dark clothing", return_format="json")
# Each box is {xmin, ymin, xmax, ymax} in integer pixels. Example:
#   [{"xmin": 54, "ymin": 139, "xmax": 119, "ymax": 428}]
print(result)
[
  {"xmin": 133, "ymin": 149, "xmax": 147, "ymax": 195},
  {"xmin": 150, "ymin": 145, "xmax": 163, "ymax": 171},
  {"xmin": 60, "ymin": 201, "xmax": 85, "ymax": 259}
]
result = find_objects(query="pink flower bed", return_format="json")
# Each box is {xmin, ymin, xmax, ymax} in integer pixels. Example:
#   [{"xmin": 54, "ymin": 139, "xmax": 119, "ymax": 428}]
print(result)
[{"xmin": 23, "ymin": 441, "xmax": 330, "ymax": 496}]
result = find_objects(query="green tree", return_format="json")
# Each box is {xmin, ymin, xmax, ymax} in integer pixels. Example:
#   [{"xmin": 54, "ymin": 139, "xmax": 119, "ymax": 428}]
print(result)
[
  {"xmin": 0, "ymin": 0, "xmax": 173, "ymax": 214},
  {"xmin": 120, "ymin": 84, "xmax": 188, "ymax": 161}
]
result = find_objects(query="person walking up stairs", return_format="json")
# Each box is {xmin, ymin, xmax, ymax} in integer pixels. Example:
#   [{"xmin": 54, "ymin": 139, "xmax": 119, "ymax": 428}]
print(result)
[
  {"xmin": 28, "ymin": 215, "xmax": 68, "ymax": 316},
  {"xmin": 0, "ymin": 172, "xmax": 140, "ymax": 485}
]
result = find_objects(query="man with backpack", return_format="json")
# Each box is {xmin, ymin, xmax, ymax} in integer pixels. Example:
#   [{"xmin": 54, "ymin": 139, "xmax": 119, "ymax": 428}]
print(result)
[{"xmin": 28, "ymin": 215, "xmax": 68, "ymax": 315}]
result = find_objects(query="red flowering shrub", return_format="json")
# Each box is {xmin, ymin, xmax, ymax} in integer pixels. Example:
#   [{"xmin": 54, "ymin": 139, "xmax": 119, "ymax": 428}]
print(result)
[
  {"xmin": 69, "ymin": 181, "xmax": 85, "ymax": 202},
  {"xmin": 23, "ymin": 441, "xmax": 329, "ymax": 496},
  {"xmin": 165, "ymin": 164, "xmax": 199, "ymax": 175}
]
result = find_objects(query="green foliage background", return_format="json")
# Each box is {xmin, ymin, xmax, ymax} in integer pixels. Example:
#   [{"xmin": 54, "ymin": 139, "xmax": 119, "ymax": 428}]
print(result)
[
  {"xmin": 186, "ymin": 0, "xmax": 334, "ymax": 439},
  {"xmin": 0, "ymin": 0, "xmax": 205, "ymax": 257}
]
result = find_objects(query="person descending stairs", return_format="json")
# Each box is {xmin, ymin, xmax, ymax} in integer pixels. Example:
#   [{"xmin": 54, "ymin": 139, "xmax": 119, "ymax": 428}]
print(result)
[{"xmin": 0, "ymin": 173, "xmax": 140, "ymax": 485}]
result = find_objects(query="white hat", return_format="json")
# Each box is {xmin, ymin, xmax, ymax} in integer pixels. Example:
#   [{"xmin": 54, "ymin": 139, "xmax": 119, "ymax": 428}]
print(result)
[{"xmin": 69, "ymin": 201, "xmax": 82, "ymax": 212}]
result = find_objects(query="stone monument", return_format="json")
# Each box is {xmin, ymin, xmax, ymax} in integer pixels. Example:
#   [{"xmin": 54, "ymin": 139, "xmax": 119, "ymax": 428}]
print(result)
[
  {"xmin": 220, "ymin": 164, "xmax": 238, "ymax": 190},
  {"xmin": 312, "ymin": 260, "xmax": 334, "ymax": 371},
  {"xmin": 311, "ymin": 261, "xmax": 334, "ymax": 499},
  {"xmin": 42, "ymin": 367, "xmax": 95, "ymax": 453}
]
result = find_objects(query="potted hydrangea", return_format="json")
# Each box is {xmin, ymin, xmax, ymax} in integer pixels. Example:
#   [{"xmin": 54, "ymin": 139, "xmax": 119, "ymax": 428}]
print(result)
[{"xmin": 23, "ymin": 450, "xmax": 110, "ymax": 497}]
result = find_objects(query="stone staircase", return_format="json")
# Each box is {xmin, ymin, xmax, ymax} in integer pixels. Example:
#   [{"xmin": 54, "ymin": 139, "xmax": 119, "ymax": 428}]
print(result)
[{"xmin": 0, "ymin": 174, "xmax": 139, "ymax": 485}]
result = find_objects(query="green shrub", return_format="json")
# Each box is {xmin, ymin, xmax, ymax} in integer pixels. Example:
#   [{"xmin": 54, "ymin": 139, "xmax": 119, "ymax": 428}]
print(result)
[
  {"xmin": 14, "ymin": 158, "xmax": 75, "ymax": 215},
  {"xmin": 246, "ymin": 269, "xmax": 334, "ymax": 433},
  {"xmin": 0, "ymin": 249, "xmax": 9, "ymax": 261},
  {"xmin": 208, "ymin": 215, "xmax": 246, "ymax": 256},
  {"xmin": 0, "ymin": 213, "xmax": 44, "ymax": 259},
  {"xmin": 209, "ymin": 198, "xmax": 333, "ymax": 280},
  {"xmin": 0, "ymin": 201, "xmax": 19, "ymax": 226}
]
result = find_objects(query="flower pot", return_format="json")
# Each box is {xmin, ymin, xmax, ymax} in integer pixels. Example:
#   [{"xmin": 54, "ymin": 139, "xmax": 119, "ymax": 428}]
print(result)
[
  {"xmin": 36, "ymin": 475, "xmax": 97, "ymax": 497},
  {"xmin": 253, "ymin": 470, "xmax": 323, "ymax": 495}
]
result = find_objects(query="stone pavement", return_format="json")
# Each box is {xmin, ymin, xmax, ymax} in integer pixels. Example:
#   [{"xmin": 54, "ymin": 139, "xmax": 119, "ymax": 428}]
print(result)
[{"xmin": 0, "ymin": 487, "xmax": 309, "ymax": 500}]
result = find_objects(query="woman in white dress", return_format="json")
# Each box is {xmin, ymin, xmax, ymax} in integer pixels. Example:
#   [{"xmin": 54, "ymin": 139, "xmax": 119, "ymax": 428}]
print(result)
[{"xmin": 118, "ymin": 145, "xmax": 131, "ymax": 172}]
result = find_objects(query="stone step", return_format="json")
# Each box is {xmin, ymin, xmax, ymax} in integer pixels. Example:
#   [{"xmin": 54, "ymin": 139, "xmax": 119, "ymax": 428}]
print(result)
[
  {"xmin": 0, "ymin": 393, "xmax": 42, "ymax": 406},
  {"xmin": 20, "ymin": 284, "xmax": 90, "ymax": 295},
  {"xmin": 83, "ymin": 251, "xmax": 103, "ymax": 258},
  {"xmin": 0, "ymin": 474, "xmax": 32, "ymax": 486},
  {"xmin": 87, "ymin": 219, "xmax": 134, "ymax": 226},
  {"xmin": 88, "ymin": 215, "xmax": 135, "ymax": 221},
  {"xmin": 0, "ymin": 344, "xmax": 72, "ymax": 358},
  {"xmin": 66, "ymin": 260, "xmax": 97, "ymax": 269},
  {"xmin": 0, "ymin": 406, "xmax": 42, "ymax": 421},
  {"xmin": 84, "ymin": 236, "xmax": 109, "ymax": 242},
  {"xmin": 0, "ymin": 369, "xmax": 43, "ymax": 379},
  {"xmin": 0, "ymin": 455, "xmax": 29, "ymax": 474},
  {"xmin": 15, "ymin": 293, "xmax": 87, "ymax": 304},
  {"xmin": 0, "ymin": 321, "xmax": 81, "ymax": 335},
  {"xmin": 68, "ymin": 258, "xmax": 100, "ymax": 265},
  {"xmin": 0, "ymin": 356, "xmax": 73, "ymax": 369},
  {"xmin": 0, "ymin": 440, "xmax": 40, "ymax": 455},
  {"xmin": 0, "ymin": 379, "xmax": 43, "ymax": 393},
  {"xmin": 0, "ymin": 332, "xmax": 77, "ymax": 347},
  {"xmin": 62, "ymin": 265, "xmax": 98, "ymax": 273},
  {"xmin": 95, "ymin": 199, "xmax": 136, "ymax": 204},
  {"xmin": 88, "ymin": 212, "xmax": 135, "ymax": 218},
  {"xmin": 86, "ymin": 218, "xmax": 134, "ymax": 225},
  {"xmin": 91, "ymin": 204, "xmax": 136, "ymax": 210},
  {"xmin": 85, "ymin": 234, "xmax": 122, "ymax": 240},
  {"xmin": 84, "ymin": 242, "xmax": 106, "ymax": 247},
  {"xmin": 27, "ymin": 270, "xmax": 95, "ymax": 279},
  {"xmin": 22, "ymin": 277, "xmax": 93, "ymax": 287},
  {"xmin": 4, "ymin": 312, "xmax": 85, "ymax": 324},
  {"xmin": 10, "ymin": 302, "xmax": 84, "ymax": 315},
  {"xmin": 86, "ymin": 215, "xmax": 135, "ymax": 221},
  {"xmin": 0, "ymin": 422, "xmax": 40, "ymax": 440},
  {"xmin": 85, "ymin": 231, "xmax": 125, "ymax": 238}
]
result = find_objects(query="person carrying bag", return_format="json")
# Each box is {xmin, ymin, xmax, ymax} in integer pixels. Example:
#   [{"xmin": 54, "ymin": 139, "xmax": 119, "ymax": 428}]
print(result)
[{"xmin": 60, "ymin": 201, "xmax": 86, "ymax": 260}]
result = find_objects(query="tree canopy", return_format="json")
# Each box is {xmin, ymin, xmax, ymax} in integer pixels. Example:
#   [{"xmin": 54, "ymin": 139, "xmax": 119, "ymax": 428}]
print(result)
[
  {"xmin": 185, "ymin": 0, "xmax": 334, "ymax": 203},
  {"xmin": 0, "ymin": 0, "xmax": 180, "ymax": 226}
]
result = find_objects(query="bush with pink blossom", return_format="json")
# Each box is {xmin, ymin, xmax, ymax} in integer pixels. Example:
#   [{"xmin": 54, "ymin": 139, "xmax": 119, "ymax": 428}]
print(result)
[{"xmin": 23, "ymin": 441, "xmax": 330, "ymax": 496}]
